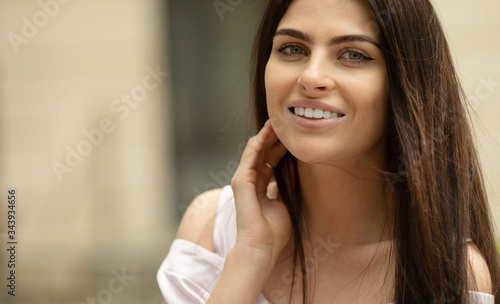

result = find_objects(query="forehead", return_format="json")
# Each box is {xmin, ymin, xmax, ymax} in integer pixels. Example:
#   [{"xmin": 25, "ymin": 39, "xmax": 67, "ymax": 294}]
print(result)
[{"xmin": 277, "ymin": 0, "xmax": 379, "ymax": 41}]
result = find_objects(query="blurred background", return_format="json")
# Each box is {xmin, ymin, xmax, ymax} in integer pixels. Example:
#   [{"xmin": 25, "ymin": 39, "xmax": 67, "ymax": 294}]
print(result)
[{"xmin": 0, "ymin": 0, "xmax": 498, "ymax": 303}]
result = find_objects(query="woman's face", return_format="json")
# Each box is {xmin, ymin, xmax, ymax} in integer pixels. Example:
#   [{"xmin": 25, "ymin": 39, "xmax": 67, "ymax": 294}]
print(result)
[{"xmin": 265, "ymin": 0, "xmax": 389, "ymax": 166}]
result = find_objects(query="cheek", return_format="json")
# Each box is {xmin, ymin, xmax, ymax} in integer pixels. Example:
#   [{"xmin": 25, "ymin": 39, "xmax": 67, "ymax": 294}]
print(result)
[
  {"xmin": 369, "ymin": 76, "xmax": 390, "ymax": 127},
  {"xmin": 265, "ymin": 64, "xmax": 281, "ymax": 99},
  {"xmin": 347, "ymin": 69, "xmax": 389, "ymax": 120},
  {"xmin": 264, "ymin": 60, "xmax": 298, "ymax": 105},
  {"xmin": 340, "ymin": 70, "xmax": 389, "ymax": 148},
  {"xmin": 264, "ymin": 61, "xmax": 299, "ymax": 141},
  {"xmin": 265, "ymin": 62, "xmax": 288, "ymax": 116},
  {"xmin": 357, "ymin": 88, "xmax": 389, "ymax": 146},
  {"xmin": 264, "ymin": 64, "xmax": 275, "ymax": 102}
]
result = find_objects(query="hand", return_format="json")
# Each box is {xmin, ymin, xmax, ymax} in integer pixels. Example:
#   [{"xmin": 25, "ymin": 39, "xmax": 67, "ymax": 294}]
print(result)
[{"xmin": 230, "ymin": 121, "xmax": 292, "ymax": 272}]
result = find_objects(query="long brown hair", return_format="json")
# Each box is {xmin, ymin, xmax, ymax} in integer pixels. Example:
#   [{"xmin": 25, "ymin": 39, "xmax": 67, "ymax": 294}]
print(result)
[{"xmin": 250, "ymin": 0, "xmax": 500, "ymax": 303}]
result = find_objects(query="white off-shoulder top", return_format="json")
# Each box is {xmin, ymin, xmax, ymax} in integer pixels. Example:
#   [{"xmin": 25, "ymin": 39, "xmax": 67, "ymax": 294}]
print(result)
[{"xmin": 157, "ymin": 185, "xmax": 494, "ymax": 304}]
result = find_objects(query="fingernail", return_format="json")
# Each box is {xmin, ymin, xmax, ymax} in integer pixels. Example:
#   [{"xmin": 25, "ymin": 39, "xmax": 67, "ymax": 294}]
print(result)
[{"xmin": 265, "ymin": 119, "xmax": 270, "ymax": 126}]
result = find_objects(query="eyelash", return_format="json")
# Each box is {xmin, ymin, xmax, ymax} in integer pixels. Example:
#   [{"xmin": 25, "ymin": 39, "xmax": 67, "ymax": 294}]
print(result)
[
  {"xmin": 276, "ymin": 44, "xmax": 308, "ymax": 56},
  {"xmin": 275, "ymin": 43, "xmax": 375, "ymax": 64}
]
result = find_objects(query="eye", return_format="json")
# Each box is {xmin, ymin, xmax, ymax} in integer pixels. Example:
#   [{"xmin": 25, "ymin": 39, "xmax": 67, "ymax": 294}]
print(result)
[
  {"xmin": 276, "ymin": 44, "xmax": 307, "ymax": 57},
  {"xmin": 287, "ymin": 45, "xmax": 304, "ymax": 55},
  {"xmin": 346, "ymin": 51, "xmax": 363, "ymax": 61},
  {"xmin": 340, "ymin": 49, "xmax": 374, "ymax": 64}
]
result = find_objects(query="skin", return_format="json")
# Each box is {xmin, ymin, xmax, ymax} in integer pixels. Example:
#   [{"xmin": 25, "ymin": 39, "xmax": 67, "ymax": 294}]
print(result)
[
  {"xmin": 265, "ymin": 0, "xmax": 392, "ymax": 249},
  {"xmin": 261, "ymin": 0, "xmax": 394, "ymax": 302},
  {"xmin": 209, "ymin": 0, "xmax": 394, "ymax": 302},
  {"xmin": 176, "ymin": 0, "xmax": 493, "ymax": 303}
]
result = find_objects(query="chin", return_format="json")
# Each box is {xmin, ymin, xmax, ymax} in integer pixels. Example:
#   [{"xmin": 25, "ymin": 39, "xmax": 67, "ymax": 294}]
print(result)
[{"xmin": 283, "ymin": 139, "xmax": 346, "ymax": 165}]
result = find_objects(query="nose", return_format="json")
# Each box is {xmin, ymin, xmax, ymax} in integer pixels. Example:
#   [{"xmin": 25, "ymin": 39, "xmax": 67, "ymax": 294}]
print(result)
[{"xmin": 297, "ymin": 53, "xmax": 335, "ymax": 95}]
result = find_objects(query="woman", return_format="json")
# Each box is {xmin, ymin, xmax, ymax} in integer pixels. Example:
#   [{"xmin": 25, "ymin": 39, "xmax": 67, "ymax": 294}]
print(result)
[{"xmin": 158, "ymin": 0, "xmax": 499, "ymax": 303}]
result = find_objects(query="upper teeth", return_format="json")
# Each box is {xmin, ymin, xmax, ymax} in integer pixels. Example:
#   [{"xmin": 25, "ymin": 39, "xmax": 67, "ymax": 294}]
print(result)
[{"xmin": 293, "ymin": 107, "xmax": 342, "ymax": 119}]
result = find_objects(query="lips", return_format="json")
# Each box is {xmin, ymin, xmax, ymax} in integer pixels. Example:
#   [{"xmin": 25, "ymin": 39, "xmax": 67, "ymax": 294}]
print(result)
[
  {"xmin": 288, "ymin": 99, "xmax": 345, "ymax": 120},
  {"xmin": 292, "ymin": 107, "xmax": 343, "ymax": 119},
  {"xmin": 285, "ymin": 99, "xmax": 345, "ymax": 129}
]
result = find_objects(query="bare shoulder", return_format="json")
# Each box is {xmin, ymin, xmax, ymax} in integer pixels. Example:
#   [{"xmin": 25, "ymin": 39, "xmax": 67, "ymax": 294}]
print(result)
[
  {"xmin": 176, "ymin": 188, "xmax": 223, "ymax": 253},
  {"xmin": 466, "ymin": 242, "xmax": 493, "ymax": 294}
]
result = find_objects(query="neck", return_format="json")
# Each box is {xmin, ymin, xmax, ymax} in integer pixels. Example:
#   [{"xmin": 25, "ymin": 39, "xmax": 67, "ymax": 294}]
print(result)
[{"xmin": 297, "ymin": 157, "xmax": 393, "ymax": 250}]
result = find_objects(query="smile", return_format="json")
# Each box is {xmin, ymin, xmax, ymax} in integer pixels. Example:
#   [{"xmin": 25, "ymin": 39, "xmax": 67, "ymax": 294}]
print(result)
[{"xmin": 291, "ymin": 107, "xmax": 345, "ymax": 119}]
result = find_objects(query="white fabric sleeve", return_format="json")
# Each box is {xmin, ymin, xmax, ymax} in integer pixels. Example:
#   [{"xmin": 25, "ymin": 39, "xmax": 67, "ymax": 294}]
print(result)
[
  {"xmin": 387, "ymin": 291, "xmax": 494, "ymax": 304},
  {"xmin": 467, "ymin": 291, "xmax": 494, "ymax": 304},
  {"xmin": 157, "ymin": 239, "xmax": 225, "ymax": 303}
]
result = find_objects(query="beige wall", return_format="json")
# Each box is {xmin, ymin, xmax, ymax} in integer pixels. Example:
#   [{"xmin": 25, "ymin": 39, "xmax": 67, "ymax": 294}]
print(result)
[
  {"xmin": 433, "ymin": 0, "xmax": 500, "ymax": 236},
  {"xmin": 0, "ymin": 0, "xmax": 175, "ymax": 303}
]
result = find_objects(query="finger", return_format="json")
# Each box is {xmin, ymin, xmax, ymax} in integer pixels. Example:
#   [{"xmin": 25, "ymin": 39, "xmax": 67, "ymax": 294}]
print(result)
[
  {"xmin": 231, "ymin": 122, "xmax": 275, "ymax": 203},
  {"xmin": 258, "ymin": 125, "xmax": 288, "ymax": 175},
  {"xmin": 264, "ymin": 128, "xmax": 278, "ymax": 145},
  {"xmin": 266, "ymin": 139, "xmax": 288, "ymax": 168},
  {"xmin": 237, "ymin": 121, "xmax": 275, "ymax": 173},
  {"xmin": 233, "ymin": 122, "xmax": 287, "ymax": 201},
  {"xmin": 258, "ymin": 141, "xmax": 287, "ymax": 177},
  {"xmin": 255, "ymin": 140, "xmax": 288, "ymax": 198}
]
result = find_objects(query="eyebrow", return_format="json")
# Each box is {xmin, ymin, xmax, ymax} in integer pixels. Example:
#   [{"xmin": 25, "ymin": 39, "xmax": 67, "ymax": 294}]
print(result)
[{"xmin": 274, "ymin": 28, "xmax": 381, "ymax": 49}]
